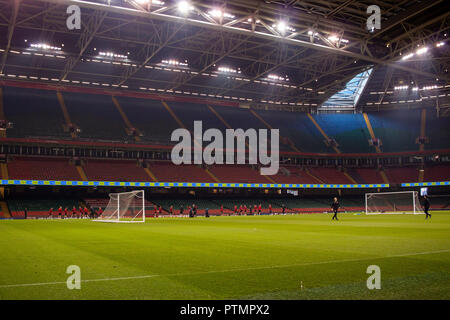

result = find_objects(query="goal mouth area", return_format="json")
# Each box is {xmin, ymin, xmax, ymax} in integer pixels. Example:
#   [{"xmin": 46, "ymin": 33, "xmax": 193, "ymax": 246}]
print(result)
[{"xmin": 92, "ymin": 219, "xmax": 145, "ymax": 223}]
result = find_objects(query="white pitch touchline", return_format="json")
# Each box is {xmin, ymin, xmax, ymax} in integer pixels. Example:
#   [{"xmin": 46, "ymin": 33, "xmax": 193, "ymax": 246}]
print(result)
[{"xmin": 1, "ymin": 249, "xmax": 449, "ymax": 289}]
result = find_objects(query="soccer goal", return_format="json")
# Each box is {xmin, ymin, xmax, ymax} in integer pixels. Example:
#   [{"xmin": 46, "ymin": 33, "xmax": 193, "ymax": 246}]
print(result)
[
  {"xmin": 365, "ymin": 191, "xmax": 424, "ymax": 215},
  {"xmin": 93, "ymin": 190, "xmax": 145, "ymax": 223}
]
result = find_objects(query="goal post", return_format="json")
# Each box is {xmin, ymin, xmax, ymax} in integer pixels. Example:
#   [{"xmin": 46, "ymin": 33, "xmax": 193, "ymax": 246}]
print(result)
[
  {"xmin": 365, "ymin": 191, "xmax": 424, "ymax": 215},
  {"xmin": 93, "ymin": 190, "xmax": 145, "ymax": 223}
]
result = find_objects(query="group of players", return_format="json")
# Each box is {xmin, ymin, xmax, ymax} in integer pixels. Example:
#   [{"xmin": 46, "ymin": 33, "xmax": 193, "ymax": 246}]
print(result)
[
  {"xmin": 40, "ymin": 195, "xmax": 430, "ymax": 220},
  {"xmin": 46, "ymin": 206, "xmax": 103, "ymax": 219},
  {"xmin": 151, "ymin": 203, "xmax": 287, "ymax": 217}
]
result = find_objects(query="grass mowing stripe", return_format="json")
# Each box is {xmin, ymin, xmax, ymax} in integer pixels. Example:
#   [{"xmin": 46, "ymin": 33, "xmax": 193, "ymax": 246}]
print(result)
[{"xmin": 2, "ymin": 248, "xmax": 448, "ymax": 289}]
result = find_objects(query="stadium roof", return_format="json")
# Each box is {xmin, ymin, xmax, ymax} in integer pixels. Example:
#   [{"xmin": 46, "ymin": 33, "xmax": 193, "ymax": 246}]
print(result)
[{"xmin": 0, "ymin": 0, "xmax": 448, "ymax": 111}]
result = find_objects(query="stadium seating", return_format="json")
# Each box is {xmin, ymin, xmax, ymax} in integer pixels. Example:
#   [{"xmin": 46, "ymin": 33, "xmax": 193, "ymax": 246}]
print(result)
[
  {"xmin": 8, "ymin": 199, "xmax": 80, "ymax": 218},
  {"xmin": 272, "ymin": 166, "xmax": 322, "ymax": 184},
  {"xmin": 165, "ymin": 101, "xmax": 228, "ymax": 132},
  {"xmin": 62, "ymin": 92, "xmax": 127, "ymax": 141},
  {"xmin": 83, "ymin": 159, "xmax": 150, "ymax": 181},
  {"xmin": 3, "ymin": 87, "xmax": 69, "ymax": 138},
  {"xmin": 208, "ymin": 165, "xmax": 270, "ymax": 183},
  {"xmin": 353, "ymin": 168, "xmax": 385, "ymax": 184},
  {"xmin": 367, "ymin": 110, "xmax": 421, "ymax": 152},
  {"xmin": 3, "ymin": 86, "xmax": 450, "ymax": 155},
  {"xmin": 7, "ymin": 156, "xmax": 81, "ymax": 180},
  {"xmin": 254, "ymin": 109, "xmax": 329, "ymax": 153},
  {"xmin": 313, "ymin": 114, "xmax": 373, "ymax": 153},
  {"xmin": 114, "ymin": 96, "xmax": 180, "ymax": 144},
  {"xmin": 423, "ymin": 165, "xmax": 450, "ymax": 182},
  {"xmin": 149, "ymin": 162, "xmax": 215, "ymax": 182},
  {"xmin": 425, "ymin": 111, "xmax": 450, "ymax": 151},
  {"xmin": 308, "ymin": 167, "xmax": 353, "ymax": 184},
  {"xmin": 385, "ymin": 167, "xmax": 419, "ymax": 184}
]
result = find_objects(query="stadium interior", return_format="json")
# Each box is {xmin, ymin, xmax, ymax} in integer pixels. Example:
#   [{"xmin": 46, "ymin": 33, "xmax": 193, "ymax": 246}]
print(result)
[
  {"xmin": 0, "ymin": 0, "xmax": 450, "ymax": 303},
  {"xmin": 0, "ymin": 0, "xmax": 449, "ymax": 219}
]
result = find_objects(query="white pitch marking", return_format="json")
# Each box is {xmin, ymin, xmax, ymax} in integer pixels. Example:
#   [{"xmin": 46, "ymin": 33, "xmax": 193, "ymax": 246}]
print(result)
[{"xmin": 1, "ymin": 249, "xmax": 449, "ymax": 289}]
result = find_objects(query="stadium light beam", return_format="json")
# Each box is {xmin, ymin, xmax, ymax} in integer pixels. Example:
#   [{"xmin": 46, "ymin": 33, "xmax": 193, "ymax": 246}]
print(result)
[
  {"xmin": 401, "ymin": 53, "xmax": 414, "ymax": 61},
  {"xmin": 416, "ymin": 47, "xmax": 429, "ymax": 55},
  {"xmin": 177, "ymin": 1, "xmax": 193, "ymax": 14}
]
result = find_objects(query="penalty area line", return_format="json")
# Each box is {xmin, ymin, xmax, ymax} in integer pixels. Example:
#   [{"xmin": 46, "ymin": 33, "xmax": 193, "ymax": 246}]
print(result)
[{"xmin": 1, "ymin": 249, "xmax": 449, "ymax": 289}]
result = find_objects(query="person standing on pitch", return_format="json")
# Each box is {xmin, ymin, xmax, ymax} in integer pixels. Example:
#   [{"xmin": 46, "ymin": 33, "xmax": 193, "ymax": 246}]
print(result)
[
  {"xmin": 331, "ymin": 197, "xmax": 340, "ymax": 220},
  {"xmin": 423, "ymin": 195, "xmax": 431, "ymax": 219}
]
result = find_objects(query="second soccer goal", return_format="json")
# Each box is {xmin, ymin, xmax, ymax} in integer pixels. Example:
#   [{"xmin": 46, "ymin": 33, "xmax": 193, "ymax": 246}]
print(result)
[
  {"xmin": 93, "ymin": 190, "xmax": 145, "ymax": 223},
  {"xmin": 365, "ymin": 191, "xmax": 424, "ymax": 215}
]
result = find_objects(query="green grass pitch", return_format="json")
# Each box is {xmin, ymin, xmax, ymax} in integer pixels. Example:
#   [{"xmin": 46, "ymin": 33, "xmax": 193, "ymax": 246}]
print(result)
[{"xmin": 0, "ymin": 212, "xmax": 449, "ymax": 300}]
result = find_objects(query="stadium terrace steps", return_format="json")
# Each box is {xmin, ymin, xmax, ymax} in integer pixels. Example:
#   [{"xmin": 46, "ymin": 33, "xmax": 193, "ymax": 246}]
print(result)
[
  {"xmin": 56, "ymin": 91, "xmax": 77, "ymax": 139},
  {"xmin": 7, "ymin": 156, "xmax": 80, "ymax": 180},
  {"xmin": 0, "ymin": 163, "xmax": 9, "ymax": 179},
  {"xmin": 76, "ymin": 165, "xmax": 88, "ymax": 181},
  {"xmin": 419, "ymin": 109, "xmax": 427, "ymax": 152},
  {"xmin": 204, "ymin": 168, "xmax": 221, "ymax": 183},
  {"xmin": 379, "ymin": 170, "xmax": 390, "ymax": 184},
  {"xmin": 307, "ymin": 113, "xmax": 340, "ymax": 153},
  {"xmin": 112, "ymin": 96, "xmax": 142, "ymax": 142},
  {"xmin": 304, "ymin": 168, "xmax": 324, "ymax": 184},
  {"xmin": 144, "ymin": 167, "xmax": 158, "ymax": 182}
]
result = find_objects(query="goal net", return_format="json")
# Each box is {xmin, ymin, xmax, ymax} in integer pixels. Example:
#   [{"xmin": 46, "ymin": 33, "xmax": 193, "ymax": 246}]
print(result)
[
  {"xmin": 365, "ymin": 191, "xmax": 424, "ymax": 215},
  {"xmin": 93, "ymin": 190, "xmax": 145, "ymax": 223}
]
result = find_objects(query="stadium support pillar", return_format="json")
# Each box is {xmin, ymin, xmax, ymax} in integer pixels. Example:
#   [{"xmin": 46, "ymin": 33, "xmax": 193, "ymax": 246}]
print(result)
[
  {"xmin": 306, "ymin": 113, "xmax": 340, "ymax": 153},
  {"xmin": 0, "ymin": 87, "xmax": 6, "ymax": 138},
  {"xmin": 144, "ymin": 167, "xmax": 158, "ymax": 182},
  {"xmin": 76, "ymin": 165, "xmax": 88, "ymax": 181},
  {"xmin": 363, "ymin": 113, "xmax": 381, "ymax": 153},
  {"xmin": 56, "ymin": 91, "xmax": 77, "ymax": 139},
  {"xmin": 249, "ymin": 108, "xmax": 301, "ymax": 153},
  {"xmin": 419, "ymin": 109, "xmax": 427, "ymax": 152},
  {"xmin": 112, "ymin": 96, "xmax": 142, "ymax": 142}
]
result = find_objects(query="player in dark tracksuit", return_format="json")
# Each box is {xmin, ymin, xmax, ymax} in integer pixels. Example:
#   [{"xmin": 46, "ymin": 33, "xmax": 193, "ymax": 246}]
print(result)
[
  {"xmin": 331, "ymin": 197, "xmax": 340, "ymax": 221},
  {"xmin": 423, "ymin": 195, "xmax": 431, "ymax": 219}
]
